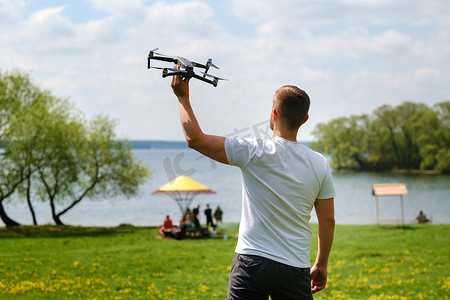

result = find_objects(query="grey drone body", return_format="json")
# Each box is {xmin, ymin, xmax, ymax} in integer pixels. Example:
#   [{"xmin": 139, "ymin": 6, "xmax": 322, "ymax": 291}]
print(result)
[{"xmin": 147, "ymin": 48, "xmax": 226, "ymax": 87}]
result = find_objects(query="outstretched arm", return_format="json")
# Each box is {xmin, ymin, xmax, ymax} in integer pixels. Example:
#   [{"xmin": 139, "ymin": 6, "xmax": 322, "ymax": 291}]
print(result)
[
  {"xmin": 171, "ymin": 68, "xmax": 228, "ymax": 165},
  {"xmin": 311, "ymin": 197, "xmax": 335, "ymax": 294}
]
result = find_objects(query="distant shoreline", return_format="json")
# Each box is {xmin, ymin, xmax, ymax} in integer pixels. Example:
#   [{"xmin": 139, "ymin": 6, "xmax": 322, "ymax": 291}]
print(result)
[
  {"xmin": 127, "ymin": 140, "xmax": 311, "ymax": 149},
  {"xmin": 389, "ymin": 168, "xmax": 443, "ymax": 175},
  {"xmin": 128, "ymin": 140, "xmax": 189, "ymax": 149}
]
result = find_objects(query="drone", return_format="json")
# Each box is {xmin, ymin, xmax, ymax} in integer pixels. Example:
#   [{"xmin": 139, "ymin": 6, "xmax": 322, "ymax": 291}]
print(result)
[{"xmin": 147, "ymin": 48, "xmax": 227, "ymax": 87}]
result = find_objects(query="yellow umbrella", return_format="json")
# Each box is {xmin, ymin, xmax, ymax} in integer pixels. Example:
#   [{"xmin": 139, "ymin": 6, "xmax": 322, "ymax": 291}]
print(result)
[{"xmin": 152, "ymin": 175, "xmax": 215, "ymax": 216}]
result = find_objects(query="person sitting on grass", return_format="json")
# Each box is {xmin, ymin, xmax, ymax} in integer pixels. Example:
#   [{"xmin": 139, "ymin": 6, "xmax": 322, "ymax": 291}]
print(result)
[
  {"xmin": 158, "ymin": 215, "xmax": 173, "ymax": 237},
  {"xmin": 416, "ymin": 211, "xmax": 430, "ymax": 223}
]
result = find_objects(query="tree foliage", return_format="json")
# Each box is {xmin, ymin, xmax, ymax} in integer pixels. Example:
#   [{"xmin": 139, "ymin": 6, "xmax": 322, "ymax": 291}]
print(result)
[
  {"xmin": 311, "ymin": 101, "xmax": 450, "ymax": 173},
  {"xmin": 0, "ymin": 70, "xmax": 151, "ymax": 227}
]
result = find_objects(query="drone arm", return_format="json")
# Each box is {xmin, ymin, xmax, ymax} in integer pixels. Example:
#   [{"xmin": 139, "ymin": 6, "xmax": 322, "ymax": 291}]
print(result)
[
  {"xmin": 191, "ymin": 62, "xmax": 207, "ymax": 69},
  {"xmin": 160, "ymin": 71, "xmax": 218, "ymax": 86},
  {"xmin": 147, "ymin": 55, "xmax": 177, "ymax": 69},
  {"xmin": 191, "ymin": 74, "xmax": 218, "ymax": 87}
]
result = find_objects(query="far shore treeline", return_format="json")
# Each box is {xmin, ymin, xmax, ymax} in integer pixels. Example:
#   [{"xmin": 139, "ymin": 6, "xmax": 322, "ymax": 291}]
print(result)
[
  {"xmin": 310, "ymin": 100, "xmax": 450, "ymax": 173},
  {"xmin": 0, "ymin": 70, "xmax": 151, "ymax": 228}
]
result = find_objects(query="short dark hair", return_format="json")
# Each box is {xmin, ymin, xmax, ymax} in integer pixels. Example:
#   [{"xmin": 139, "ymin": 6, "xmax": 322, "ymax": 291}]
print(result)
[{"xmin": 273, "ymin": 85, "xmax": 310, "ymax": 131}]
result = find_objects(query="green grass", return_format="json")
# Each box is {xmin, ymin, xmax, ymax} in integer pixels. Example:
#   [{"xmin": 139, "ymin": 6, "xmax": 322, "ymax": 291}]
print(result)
[{"xmin": 0, "ymin": 224, "xmax": 448, "ymax": 299}]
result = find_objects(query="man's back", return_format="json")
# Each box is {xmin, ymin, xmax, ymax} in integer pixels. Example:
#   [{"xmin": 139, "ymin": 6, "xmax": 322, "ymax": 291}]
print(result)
[{"xmin": 225, "ymin": 136, "xmax": 335, "ymax": 267}]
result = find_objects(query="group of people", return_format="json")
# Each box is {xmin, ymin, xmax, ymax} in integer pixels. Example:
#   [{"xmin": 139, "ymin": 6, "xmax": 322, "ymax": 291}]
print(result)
[
  {"xmin": 158, "ymin": 204, "xmax": 223, "ymax": 238},
  {"xmin": 181, "ymin": 204, "xmax": 223, "ymax": 229}
]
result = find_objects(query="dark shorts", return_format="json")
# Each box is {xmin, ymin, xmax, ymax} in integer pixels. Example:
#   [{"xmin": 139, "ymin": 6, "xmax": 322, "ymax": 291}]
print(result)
[{"xmin": 227, "ymin": 253, "xmax": 313, "ymax": 300}]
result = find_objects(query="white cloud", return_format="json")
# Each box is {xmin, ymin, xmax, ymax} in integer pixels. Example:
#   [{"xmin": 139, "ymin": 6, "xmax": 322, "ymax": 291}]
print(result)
[
  {"xmin": 76, "ymin": 17, "xmax": 123, "ymax": 46},
  {"xmin": 414, "ymin": 68, "xmax": 443, "ymax": 80},
  {"xmin": 231, "ymin": 0, "xmax": 450, "ymax": 30},
  {"xmin": 89, "ymin": 0, "xmax": 146, "ymax": 21},
  {"xmin": 0, "ymin": 0, "xmax": 449, "ymax": 141},
  {"xmin": 371, "ymin": 30, "xmax": 412, "ymax": 55},
  {"xmin": 0, "ymin": 0, "xmax": 26, "ymax": 23}
]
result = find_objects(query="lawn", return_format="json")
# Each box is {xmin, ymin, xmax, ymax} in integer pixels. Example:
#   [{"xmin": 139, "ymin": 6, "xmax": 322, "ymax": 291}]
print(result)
[{"xmin": 0, "ymin": 223, "xmax": 448, "ymax": 299}]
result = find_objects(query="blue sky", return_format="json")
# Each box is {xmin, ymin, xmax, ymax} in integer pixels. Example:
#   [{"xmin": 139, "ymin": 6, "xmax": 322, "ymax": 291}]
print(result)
[{"xmin": 1, "ymin": 0, "xmax": 449, "ymax": 141}]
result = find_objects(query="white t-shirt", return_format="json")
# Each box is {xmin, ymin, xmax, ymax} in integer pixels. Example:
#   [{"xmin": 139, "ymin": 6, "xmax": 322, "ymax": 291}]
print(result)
[{"xmin": 225, "ymin": 136, "xmax": 336, "ymax": 268}]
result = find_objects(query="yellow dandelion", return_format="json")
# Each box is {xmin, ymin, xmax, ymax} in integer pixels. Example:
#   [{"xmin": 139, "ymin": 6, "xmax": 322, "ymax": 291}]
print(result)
[
  {"xmin": 369, "ymin": 284, "xmax": 382, "ymax": 290},
  {"xmin": 441, "ymin": 277, "xmax": 450, "ymax": 291},
  {"xmin": 198, "ymin": 283, "xmax": 209, "ymax": 293}
]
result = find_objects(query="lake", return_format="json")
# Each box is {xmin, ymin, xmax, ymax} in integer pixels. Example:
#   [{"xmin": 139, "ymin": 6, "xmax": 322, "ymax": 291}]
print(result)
[{"xmin": 3, "ymin": 148, "xmax": 450, "ymax": 227}]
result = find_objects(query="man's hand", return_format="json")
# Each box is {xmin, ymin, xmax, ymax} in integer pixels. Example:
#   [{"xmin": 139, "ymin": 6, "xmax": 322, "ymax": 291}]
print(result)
[
  {"xmin": 311, "ymin": 197, "xmax": 334, "ymax": 294},
  {"xmin": 171, "ymin": 65, "xmax": 190, "ymax": 99},
  {"xmin": 310, "ymin": 264, "xmax": 327, "ymax": 294}
]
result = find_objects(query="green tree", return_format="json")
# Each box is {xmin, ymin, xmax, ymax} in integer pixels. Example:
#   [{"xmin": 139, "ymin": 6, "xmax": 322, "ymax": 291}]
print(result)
[
  {"xmin": 435, "ymin": 102, "xmax": 450, "ymax": 172},
  {"xmin": 419, "ymin": 101, "xmax": 450, "ymax": 172},
  {"xmin": 39, "ymin": 115, "xmax": 150, "ymax": 225},
  {"xmin": 312, "ymin": 100, "xmax": 450, "ymax": 173},
  {"xmin": 370, "ymin": 105, "xmax": 400, "ymax": 169},
  {"xmin": 311, "ymin": 115, "xmax": 370, "ymax": 170},
  {"xmin": 395, "ymin": 102, "xmax": 433, "ymax": 169},
  {"xmin": 1, "ymin": 70, "xmax": 151, "ymax": 227},
  {"xmin": 33, "ymin": 99, "xmax": 87, "ymax": 225},
  {"xmin": 0, "ymin": 70, "xmax": 40, "ymax": 226}
]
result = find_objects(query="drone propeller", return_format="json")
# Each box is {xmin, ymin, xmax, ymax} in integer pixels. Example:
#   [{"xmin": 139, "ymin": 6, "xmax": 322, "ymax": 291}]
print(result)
[
  {"xmin": 201, "ymin": 72, "xmax": 227, "ymax": 81},
  {"xmin": 168, "ymin": 68, "xmax": 188, "ymax": 74},
  {"xmin": 148, "ymin": 48, "xmax": 172, "ymax": 59},
  {"xmin": 148, "ymin": 48, "xmax": 160, "ymax": 57},
  {"xmin": 206, "ymin": 58, "xmax": 219, "ymax": 70},
  {"xmin": 150, "ymin": 66, "xmax": 180, "ymax": 72}
]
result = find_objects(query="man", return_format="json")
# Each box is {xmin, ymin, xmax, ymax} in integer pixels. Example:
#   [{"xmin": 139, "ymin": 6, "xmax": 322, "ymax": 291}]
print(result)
[
  {"xmin": 170, "ymin": 67, "xmax": 335, "ymax": 299},
  {"xmin": 204, "ymin": 204, "xmax": 215, "ymax": 229},
  {"xmin": 213, "ymin": 205, "xmax": 223, "ymax": 223},
  {"xmin": 192, "ymin": 204, "xmax": 201, "ymax": 228}
]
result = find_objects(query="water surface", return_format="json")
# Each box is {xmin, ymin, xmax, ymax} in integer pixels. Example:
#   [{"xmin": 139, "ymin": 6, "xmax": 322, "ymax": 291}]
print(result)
[{"xmin": 4, "ymin": 149, "xmax": 449, "ymax": 226}]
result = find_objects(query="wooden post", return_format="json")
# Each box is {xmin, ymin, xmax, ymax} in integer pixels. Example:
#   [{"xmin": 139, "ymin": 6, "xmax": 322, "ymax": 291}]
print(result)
[
  {"xmin": 375, "ymin": 196, "xmax": 380, "ymax": 225},
  {"xmin": 400, "ymin": 195, "xmax": 404, "ymax": 226}
]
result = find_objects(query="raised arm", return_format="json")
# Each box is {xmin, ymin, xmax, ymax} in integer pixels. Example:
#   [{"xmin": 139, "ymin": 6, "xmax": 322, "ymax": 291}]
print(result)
[
  {"xmin": 171, "ymin": 68, "xmax": 228, "ymax": 165},
  {"xmin": 311, "ymin": 197, "xmax": 335, "ymax": 294}
]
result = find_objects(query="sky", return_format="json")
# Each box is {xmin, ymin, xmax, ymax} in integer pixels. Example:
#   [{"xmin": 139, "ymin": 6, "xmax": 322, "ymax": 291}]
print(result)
[{"xmin": 1, "ymin": 0, "xmax": 449, "ymax": 141}]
